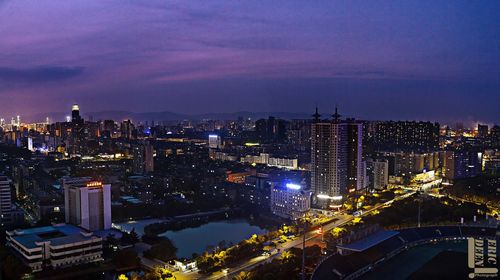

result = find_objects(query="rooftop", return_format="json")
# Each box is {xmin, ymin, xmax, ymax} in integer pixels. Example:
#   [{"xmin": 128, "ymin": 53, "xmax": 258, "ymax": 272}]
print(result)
[
  {"xmin": 9, "ymin": 224, "xmax": 99, "ymax": 249},
  {"xmin": 337, "ymin": 230, "xmax": 399, "ymax": 252}
]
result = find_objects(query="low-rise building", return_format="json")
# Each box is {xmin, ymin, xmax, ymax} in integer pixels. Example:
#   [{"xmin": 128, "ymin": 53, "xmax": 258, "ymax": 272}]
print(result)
[
  {"xmin": 6, "ymin": 224, "xmax": 103, "ymax": 272},
  {"xmin": 270, "ymin": 183, "xmax": 311, "ymax": 220}
]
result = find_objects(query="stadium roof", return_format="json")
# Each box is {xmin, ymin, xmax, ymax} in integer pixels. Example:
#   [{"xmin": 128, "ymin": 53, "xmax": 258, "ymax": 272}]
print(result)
[{"xmin": 337, "ymin": 230, "xmax": 399, "ymax": 252}]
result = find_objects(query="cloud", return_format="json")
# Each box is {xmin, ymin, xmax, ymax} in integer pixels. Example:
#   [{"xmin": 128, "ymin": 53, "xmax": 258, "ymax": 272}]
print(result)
[
  {"xmin": 0, "ymin": 66, "xmax": 84, "ymax": 83},
  {"xmin": 197, "ymin": 37, "xmax": 297, "ymax": 51}
]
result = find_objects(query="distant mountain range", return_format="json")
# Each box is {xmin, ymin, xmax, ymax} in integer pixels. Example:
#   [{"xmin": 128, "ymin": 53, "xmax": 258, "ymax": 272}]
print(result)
[{"xmin": 26, "ymin": 111, "xmax": 312, "ymax": 123}]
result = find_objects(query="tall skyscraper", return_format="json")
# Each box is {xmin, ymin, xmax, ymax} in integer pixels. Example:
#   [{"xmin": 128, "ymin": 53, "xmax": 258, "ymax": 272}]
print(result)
[
  {"xmin": 71, "ymin": 104, "xmax": 83, "ymax": 124},
  {"xmin": 68, "ymin": 104, "xmax": 85, "ymax": 155},
  {"xmin": 311, "ymin": 108, "xmax": 364, "ymax": 207},
  {"xmin": 64, "ymin": 177, "xmax": 111, "ymax": 231},
  {"xmin": 0, "ymin": 176, "xmax": 12, "ymax": 227}
]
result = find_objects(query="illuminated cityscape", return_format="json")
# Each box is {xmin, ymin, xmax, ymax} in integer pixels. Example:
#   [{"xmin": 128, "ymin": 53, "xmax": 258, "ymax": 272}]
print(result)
[{"xmin": 0, "ymin": 1, "xmax": 499, "ymax": 280}]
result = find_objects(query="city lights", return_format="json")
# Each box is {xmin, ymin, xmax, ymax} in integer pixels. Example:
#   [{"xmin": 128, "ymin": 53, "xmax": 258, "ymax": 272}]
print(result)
[
  {"xmin": 285, "ymin": 183, "xmax": 301, "ymax": 190},
  {"xmin": 317, "ymin": 194, "xmax": 343, "ymax": 200}
]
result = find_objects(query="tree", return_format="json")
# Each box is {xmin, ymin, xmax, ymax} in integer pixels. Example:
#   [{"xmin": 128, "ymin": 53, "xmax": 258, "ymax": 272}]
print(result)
[
  {"xmin": 218, "ymin": 240, "xmax": 227, "ymax": 250},
  {"xmin": 143, "ymin": 239, "xmax": 177, "ymax": 262},
  {"xmin": 234, "ymin": 271, "xmax": 253, "ymax": 280},
  {"xmin": 113, "ymin": 249, "xmax": 141, "ymax": 269},
  {"xmin": 142, "ymin": 266, "xmax": 175, "ymax": 280},
  {"xmin": 107, "ymin": 233, "xmax": 119, "ymax": 246},
  {"xmin": 121, "ymin": 228, "xmax": 140, "ymax": 245},
  {"xmin": 2, "ymin": 255, "xmax": 31, "ymax": 280}
]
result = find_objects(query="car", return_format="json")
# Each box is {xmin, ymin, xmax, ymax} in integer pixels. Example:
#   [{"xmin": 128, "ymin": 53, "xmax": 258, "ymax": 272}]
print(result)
[{"xmin": 353, "ymin": 210, "xmax": 363, "ymax": 217}]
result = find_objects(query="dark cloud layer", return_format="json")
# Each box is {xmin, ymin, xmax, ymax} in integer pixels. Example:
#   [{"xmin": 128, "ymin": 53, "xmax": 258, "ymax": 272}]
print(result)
[{"xmin": 0, "ymin": 66, "xmax": 84, "ymax": 83}]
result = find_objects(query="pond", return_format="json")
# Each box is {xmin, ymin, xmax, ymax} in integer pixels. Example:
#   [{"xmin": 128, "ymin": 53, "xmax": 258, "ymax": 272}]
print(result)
[
  {"xmin": 161, "ymin": 219, "xmax": 267, "ymax": 258},
  {"xmin": 114, "ymin": 219, "xmax": 267, "ymax": 258}
]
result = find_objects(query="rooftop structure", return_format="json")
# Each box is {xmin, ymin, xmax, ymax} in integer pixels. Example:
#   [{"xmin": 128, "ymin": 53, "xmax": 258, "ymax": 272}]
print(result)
[{"xmin": 6, "ymin": 224, "xmax": 103, "ymax": 272}]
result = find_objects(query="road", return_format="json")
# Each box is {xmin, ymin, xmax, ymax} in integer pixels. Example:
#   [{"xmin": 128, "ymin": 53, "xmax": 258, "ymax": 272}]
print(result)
[{"xmin": 195, "ymin": 190, "xmax": 416, "ymax": 280}]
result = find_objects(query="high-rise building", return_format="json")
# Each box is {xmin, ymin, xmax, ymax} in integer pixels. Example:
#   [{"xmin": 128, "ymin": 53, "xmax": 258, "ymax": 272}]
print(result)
[
  {"xmin": 366, "ymin": 159, "xmax": 389, "ymax": 190},
  {"xmin": 491, "ymin": 125, "xmax": 500, "ymax": 147},
  {"xmin": 372, "ymin": 121, "xmax": 440, "ymax": 152},
  {"xmin": 441, "ymin": 150, "xmax": 482, "ymax": 180},
  {"xmin": 133, "ymin": 141, "xmax": 154, "ymax": 174},
  {"xmin": 286, "ymin": 119, "xmax": 312, "ymax": 150},
  {"xmin": 144, "ymin": 141, "xmax": 154, "ymax": 173},
  {"xmin": 0, "ymin": 176, "xmax": 12, "ymax": 227},
  {"xmin": 477, "ymin": 124, "xmax": 489, "ymax": 138},
  {"xmin": 71, "ymin": 104, "xmax": 83, "ymax": 124},
  {"xmin": 120, "ymin": 119, "xmax": 134, "ymax": 139},
  {"xmin": 63, "ymin": 177, "xmax": 111, "ymax": 231},
  {"xmin": 255, "ymin": 117, "xmax": 288, "ymax": 143},
  {"xmin": 68, "ymin": 104, "xmax": 85, "ymax": 155},
  {"xmin": 311, "ymin": 108, "xmax": 363, "ymax": 206},
  {"xmin": 346, "ymin": 118, "xmax": 364, "ymax": 191},
  {"xmin": 311, "ymin": 108, "xmax": 347, "ymax": 205}
]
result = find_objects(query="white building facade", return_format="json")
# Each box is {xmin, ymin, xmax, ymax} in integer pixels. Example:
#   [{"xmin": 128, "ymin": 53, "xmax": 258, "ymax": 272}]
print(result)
[
  {"xmin": 64, "ymin": 177, "xmax": 112, "ymax": 231},
  {"xmin": 270, "ymin": 184, "xmax": 312, "ymax": 220},
  {"xmin": 6, "ymin": 224, "xmax": 103, "ymax": 272}
]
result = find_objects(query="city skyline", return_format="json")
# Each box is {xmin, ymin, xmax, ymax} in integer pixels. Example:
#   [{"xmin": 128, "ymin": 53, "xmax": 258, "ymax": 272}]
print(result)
[
  {"xmin": 0, "ymin": 0, "xmax": 499, "ymax": 123},
  {"xmin": 1, "ymin": 2, "xmax": 499, "ymax": 280}
]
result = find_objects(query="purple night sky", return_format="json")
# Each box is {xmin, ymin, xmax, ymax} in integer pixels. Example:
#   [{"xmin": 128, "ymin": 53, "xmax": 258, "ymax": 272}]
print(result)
[{"xmin": 0, "ymin": 1, "xmax": 499, "ymax": 123}]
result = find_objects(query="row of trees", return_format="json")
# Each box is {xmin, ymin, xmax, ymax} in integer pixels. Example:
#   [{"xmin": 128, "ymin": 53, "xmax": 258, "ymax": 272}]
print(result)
[
  {"xmin": 234, "ymin": 245, "xmax": 323, "ymax": 280},
  {"xmin": 196, "ymin": 234, "xmax": 265, "ymax": 273},
  {"xmin": 0, "ymin": 243, "xmax": 31, "ymax": 280}
]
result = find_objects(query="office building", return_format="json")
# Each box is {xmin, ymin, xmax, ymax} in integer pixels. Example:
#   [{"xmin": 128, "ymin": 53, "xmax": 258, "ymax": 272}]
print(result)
[
  {"xmin": 6, "ymin": 224, "xmax": 103, "ymax": 272},
  {"xmin": 64, "ymin": 177, "xmax": 111, "ymax": 231},
  {"xmin": 71, "ymin": 104, "xmax": 83, "ymax": 125},
  {"xmin": 270, "ymin": 183, "xmax": 312, "ymax": 220},
  {"xmin": 68, "ymin": 104, "xmax": 85, "ymax": 155},
  {"xmin": 208, "ymin": 134, "xmax": 222, "ymax": 149},
  {"xmin": 0, "ymin": 176, "xmax": 12, "ymax": 227}
]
